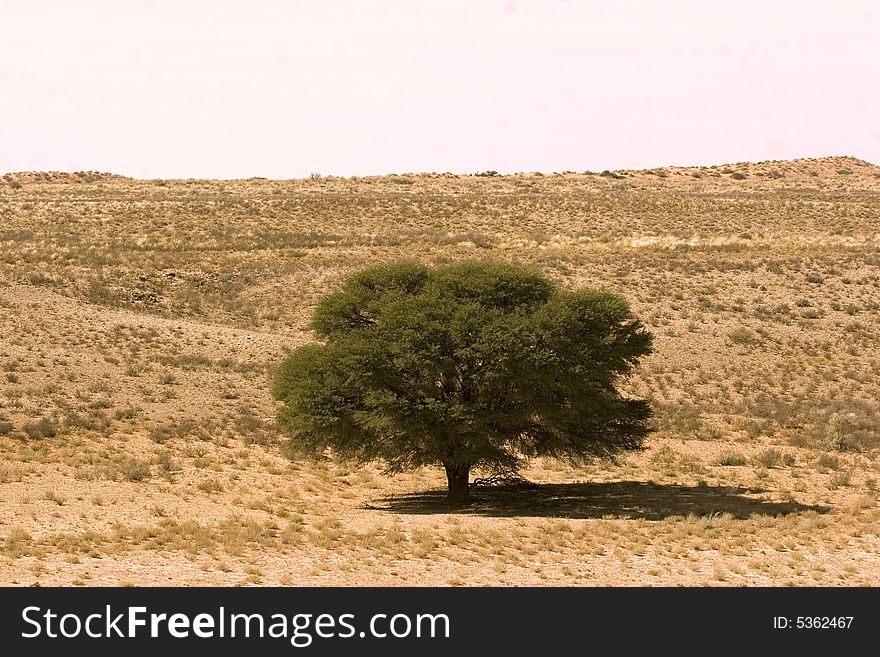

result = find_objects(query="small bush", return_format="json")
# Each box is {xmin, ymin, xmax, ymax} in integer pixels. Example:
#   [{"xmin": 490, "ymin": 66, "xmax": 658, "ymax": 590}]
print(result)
[
  {"xmin": 1, "ymin": 527, "xmax": 32, "ymax": 558},
  {"xmin": 22, "ymin": 418, "xmax": 58, "ymax": 439},
  {"xmin": 715, "ymin": 450, "xmax": 747, "ymax": 466},
  {"xmin": 728, "ymin": 327, "xmax": 758, "ymax": 345},
  {"xmin": 44, "ymin": 490, "xmax": 66, "ymax": 506},
  {"xmin": 650, "ymin": 445, "xmax": 678, "ymax": 465},
  {"xmin": 63, "ymin": 410, "xmax": 111, "ymax": 434},
  {"xmin": 280, "ymin": 520, "xmax": 302, "ymax": 546},
  {"xmin": 113, "ymin": 406, "xmax": 142, "ymax": 421},
  {"xmin": 754, "ymin": 448, "xmax": 783, "ymax": 468},
  {"xmin": 197, "ymin": 478, "xmax": 224, "ymax": 493},
  {"xmin": 118, "ymin": 458, "xmax": 152, "ymax": 482},
  {"xmin": 149, "ymin": 418, "xmax": 202, "ymax": 443},
  {"xmin": 155, "ymin": 451, "xmax": 177, "ymax": 482}
]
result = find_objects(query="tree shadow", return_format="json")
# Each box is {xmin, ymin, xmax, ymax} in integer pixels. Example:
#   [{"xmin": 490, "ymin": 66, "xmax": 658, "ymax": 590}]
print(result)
[{"xmin": 375, "ymin": 481, "xmax": 828, "ymax": 520}]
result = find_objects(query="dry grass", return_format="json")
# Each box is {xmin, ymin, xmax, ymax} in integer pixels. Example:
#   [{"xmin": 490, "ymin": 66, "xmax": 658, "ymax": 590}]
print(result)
[{"xmin": 1, "ymin": 155, "xmax": 880, "ymax": 585}]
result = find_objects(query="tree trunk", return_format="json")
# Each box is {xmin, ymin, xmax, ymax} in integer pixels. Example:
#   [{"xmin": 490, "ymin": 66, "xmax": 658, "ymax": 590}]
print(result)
[{"xmin": 444, "ymin": 463, "xmax": 471, "ymax": 504}]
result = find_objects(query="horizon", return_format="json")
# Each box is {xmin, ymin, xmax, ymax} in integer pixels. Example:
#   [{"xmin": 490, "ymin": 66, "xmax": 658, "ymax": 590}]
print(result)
[
  {"xmin": 2, "ymin": 1, "xmax": 879, "ymax": 178},
  {"xmin": 3, "ymin": 153, "xmax": 875, "ymax": 181}
]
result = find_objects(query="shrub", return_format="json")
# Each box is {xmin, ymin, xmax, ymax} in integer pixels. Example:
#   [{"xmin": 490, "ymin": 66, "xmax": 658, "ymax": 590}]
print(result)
[
  {"xmin": 754, "ymin": 448, "xmax": 783, "ymax": 468},
  {"xmin": 113, "ymin": 406, "xmax": 142, "ymax": 421},
  {"xmin": 728, "ymin": 327, "xmax": 758, "ymax": 345},
  {"xmin": 22, "ymin": 418, "xmax": 58, "ymax": 439},
  {"xmin": 197, "ymin": 478, "xmax": 224, "ymax": 493},
  {"xmin": 117, "ymin": 458, "xmax": 152, "ymax": 482},
  {"xmin": 1, "ymin": 527, "xmax": 32, "ymax": 558},
  {"xmin": 715, "ymin": 450, "xmax": 747, "ymax": 466},
  {"xmin": 800, "ymin": 307, "xmax": 824, "ymax": 319}
]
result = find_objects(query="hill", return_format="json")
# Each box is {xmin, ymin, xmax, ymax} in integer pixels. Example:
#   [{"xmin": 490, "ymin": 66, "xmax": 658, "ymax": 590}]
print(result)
[
  {"xmin": 3, "ymin": 155, "xmax": 879, "ymax": 188},
  {"xmin": 1, "ymin": 171, "xmax": 132, "ymax": 186},
  {"xmin": 616, "ymin": 155, "xmax": 880, "ymax": 182}
]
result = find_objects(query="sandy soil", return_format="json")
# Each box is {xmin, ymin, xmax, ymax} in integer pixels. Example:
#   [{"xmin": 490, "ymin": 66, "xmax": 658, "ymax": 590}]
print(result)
[{"xmin": 1, "ymin": 156, "xmax": 879, "ymax": 586}]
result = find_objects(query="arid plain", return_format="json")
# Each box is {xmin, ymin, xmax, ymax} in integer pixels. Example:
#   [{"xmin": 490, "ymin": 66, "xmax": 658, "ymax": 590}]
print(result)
[{"xmin": 1, "ymin": 156, "xmax": 879, "ymax": 586}]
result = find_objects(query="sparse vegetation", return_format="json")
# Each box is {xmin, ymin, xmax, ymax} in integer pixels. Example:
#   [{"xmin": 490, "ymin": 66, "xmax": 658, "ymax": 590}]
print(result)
[
  {"xmin": 715, "ymin": 450, "xmax": 748, "ymax": 467},
  {"xmin": 21, "ymin": 418, "xmax": 58, "ymax": 439},
  {"xmin": 1, "ymin": 155, "xmax": 879, "ymax": 585},
  {"xmin": 728, "ymin": 327, "xmax": 758, "ymax": 346},
  {"xmin": 754, "ymin": 448, "xmax": 784, "ymax": 468}
]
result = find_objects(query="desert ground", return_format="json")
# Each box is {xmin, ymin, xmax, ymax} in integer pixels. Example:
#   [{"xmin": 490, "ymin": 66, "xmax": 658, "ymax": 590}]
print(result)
[{"xmin": 1, "ymin": 156, "xmax": 879, "ymax": 586}]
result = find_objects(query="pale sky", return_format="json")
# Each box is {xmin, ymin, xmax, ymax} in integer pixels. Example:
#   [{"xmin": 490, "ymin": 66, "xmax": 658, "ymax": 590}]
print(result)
[{"xmin": 2, "ymin": 0, "xmax": 878, "ymax": 178}]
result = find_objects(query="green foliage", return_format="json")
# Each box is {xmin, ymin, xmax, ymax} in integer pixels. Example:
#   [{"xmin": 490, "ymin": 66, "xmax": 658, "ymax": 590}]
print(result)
[
  {"xmin": 272, "ymin": 260, "xmax": 653, "ymax": 501},
  {"xmin": 728, "ymin": 327, "xmax": 758, "ymax": 346}
]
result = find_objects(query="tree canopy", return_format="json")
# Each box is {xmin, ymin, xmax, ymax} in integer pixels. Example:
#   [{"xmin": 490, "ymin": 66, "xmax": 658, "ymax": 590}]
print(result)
[{"xmin": 272, "ymin": 260, "xmax": 653, "ymax": 502}]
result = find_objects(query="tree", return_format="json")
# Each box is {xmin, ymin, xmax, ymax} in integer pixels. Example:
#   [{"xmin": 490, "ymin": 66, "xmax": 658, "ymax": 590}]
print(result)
[{"xmin": 272, "ymin": 260, "xmax": 653, "ymax": 503}]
